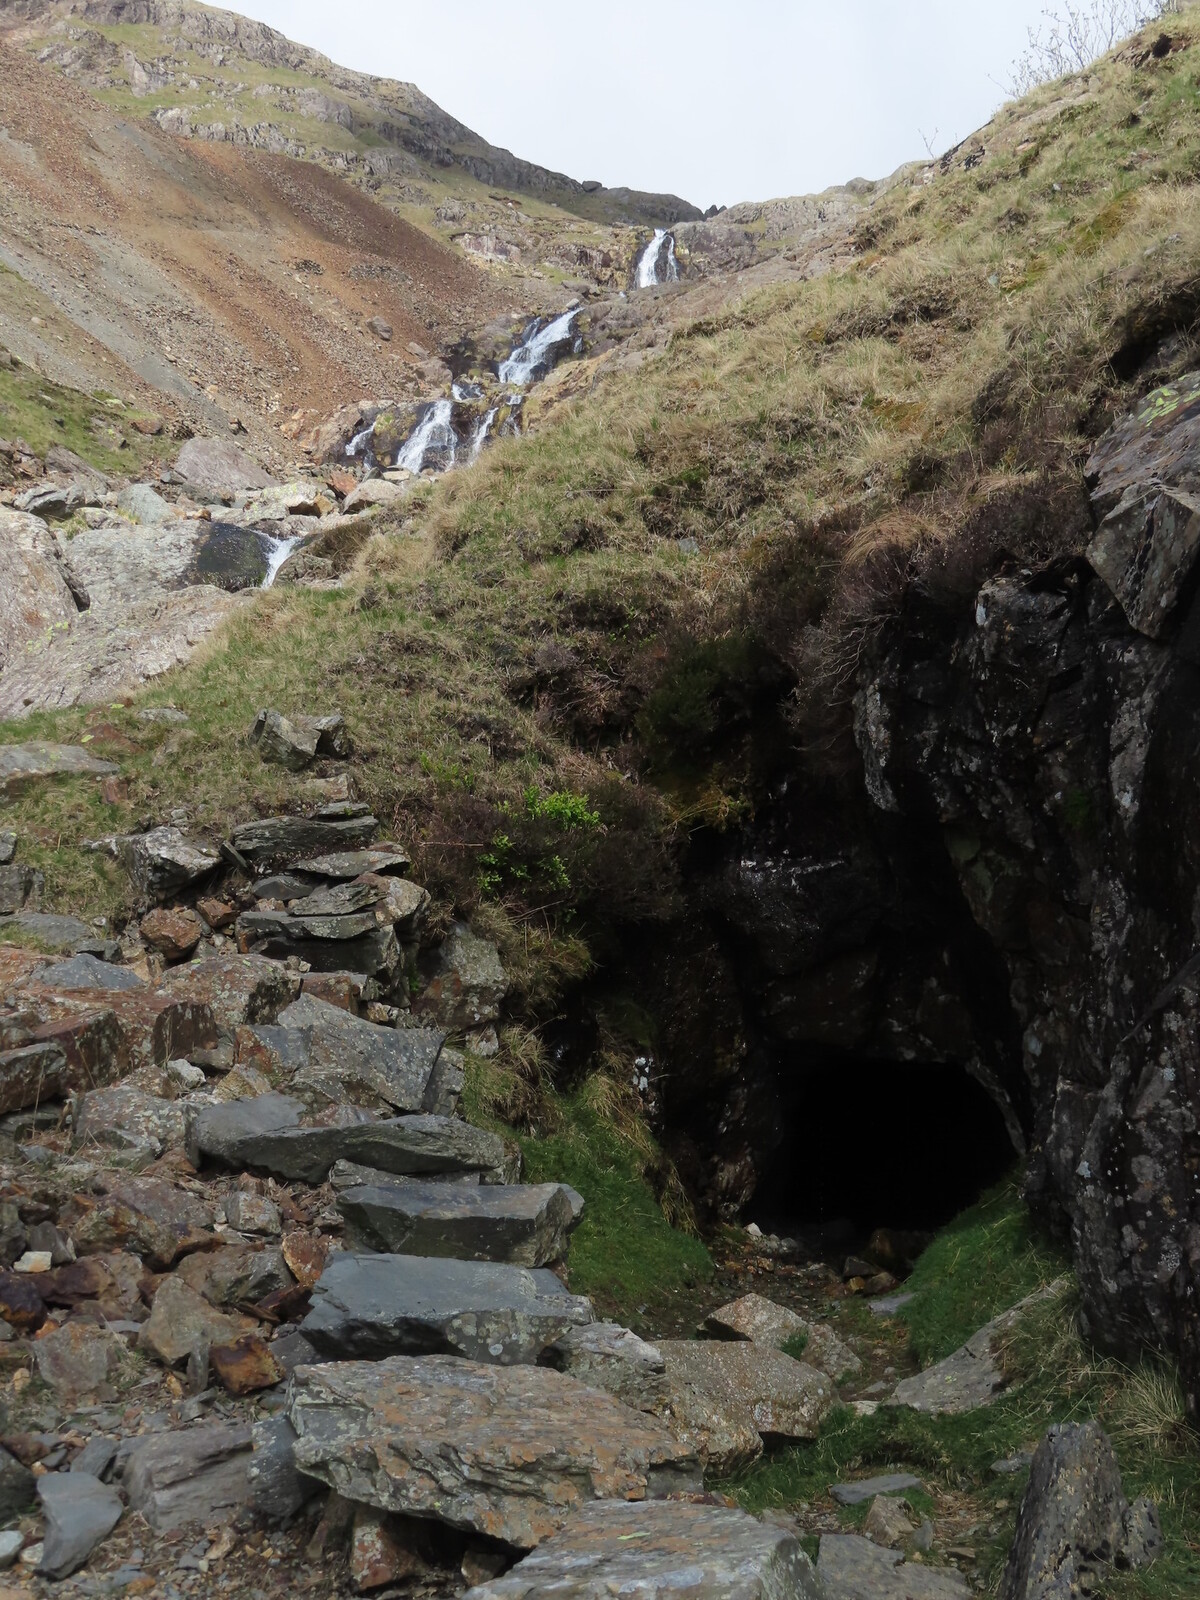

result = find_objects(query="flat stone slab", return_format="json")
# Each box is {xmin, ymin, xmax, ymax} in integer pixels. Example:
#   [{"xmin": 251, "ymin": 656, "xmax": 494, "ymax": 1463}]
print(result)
[
  {"xmin": 0, "ymin": 742, "xmax": 118, "ymax": 792},
  {"xmin": 659, "ymin": 1340, "xmax": 836, "ymax": 1475},
  {"xmin": 0, "ymin": 913, "xmax": 115, "ymax": 957},
  {"xmin": 463, "ymin": 1498, "xmax": 825, "ymax": 1600},
  {"xmin": 228, "ymin": 813, "xmax": 379, "ymax": 866},
  {"xmin": 185, "ymin": 1092, "xmax": 507, "ymax": 1183},
  {"xmin": 818, "ymin": 1534, "xmax": 969, "ymax": 1600},
  {"xmin": 892, "ymin": 1283, "xmax": 1067, "ymax": 1417},
  {"xmin": 338, "ymin": 1180, "xmax": 583, "ymax": 1266},
  {"xmin": 293, "ymin": 847, "xmax": 411, "ymax": 879},
  {"xmin": 830, "ymin": 1473, "xmax": 923, "ymax": 1507},
  {"xmin": 37, "ymin": 1471, "xmax": 123, "ymax": 1579},
  {"xmin": 288, "ymin": 1355, "xmax": 701, "ymax": 1550},
  {"xmin": 122, "ymin": 1423, "xmax": 253, "ymax": 1532},
  {"xmin": 541, "ymin": 1322, "xmax": 669, "ymax": 1412},
  {"xmin": 302, "ymin": 1251, "xmax": 593, "ymax": 1364},
  {"xmin": 37, "ymin": 954, "xmax": 143, "ymax": 992},
  {"xmin": 702, "ymin": 1292, "xmax": 862, "ymax": 1380}
]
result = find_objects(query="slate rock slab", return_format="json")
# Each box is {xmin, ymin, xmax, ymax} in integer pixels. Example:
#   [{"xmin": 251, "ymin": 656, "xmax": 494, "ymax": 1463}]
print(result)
[
  {"xmin": 337, "ymin": 1179, "xmax": 583, "ymax": 1266},
  {"xmin": 0, "ymin": 913, "xmax": 115, "ymax": 958},
  {"xmin": 288, "ymin": 1354, "xmax": 701, "ymax": 1549},
  {"xmin": 111, "ymin": 826, "xmax": 221, "ymax": 901},
  {"xmin": 303, "ymin": 1251, "xmax": 593, "ymax": 1364},
  {"xmin": 186, "ymin": 1092, "xmax": 507, "ymax": 1183},
  {"xmin": 37, "ymin": 1471, "xmax": 123, "ymax": 1579},
  {"xmin": 702, "ymin": 1292, "xmax": 862, "ymax": 1380},
  {"xmin": 463, "ymin": 1497, "xmax": 826, "ymax": 1600},
  {"xmin": 0, "ymin": 742, "xmax": 117, "ymax": 793},
  {"xmin": 540, "ymin": 1322, "xmax": 669, "ymax": 1412},
  {"xmin": 161, "ymin": 951, "xmax": 299, "ymax": 1035},
  {"xmin": 999, "ymin": 1422, "xmax": 1162, "ymax": 1600},
  {"xmin": 38, "ymin": 954, "xmax": 143, "ymax": 992},
  {"xmin": 1087, "ymin": 487, "xmax": 1200, "ymax": 639},
  {"xmin": 293, "ymin": 847, "xmax": 411, "ymax": 879},
  {"xmin": 122, "ymin": 1422, "xmax": 254, "ymax": 1532},
  {"xmin": 819, "ymin": 1534, "xmax": 969, "ymax": 1600},
  {"xmin": 0, "ymin": 1444, "xmax": 35, "ymax": 1515},
  {"xmin": 658, "ymin": 1339, "xmax": 836, "ymax": 1475},
  {"xmin": 228, "ymin": 813, "xmax": 379, "ymax": 866},
  {"xmin": 892, "ymin": 1283, "xmax": 1067, "ymax": 1416},
  {"xmin": 415, "ymin": 922, "xmax": 509, "ymax": 1031},
  {"xmin": 269, "ymin": 993, "xmax": 447, "ymax": 1114},
  {"xmin": 830, "ymin": 1473, "xmax": 923, "ymax": 1507}
]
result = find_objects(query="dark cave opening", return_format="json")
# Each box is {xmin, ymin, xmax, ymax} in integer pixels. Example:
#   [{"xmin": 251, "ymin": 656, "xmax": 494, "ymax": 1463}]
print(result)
[{"xmin": 746, "ymin": 1057, "xmax": 1018, "ymax": 1253}]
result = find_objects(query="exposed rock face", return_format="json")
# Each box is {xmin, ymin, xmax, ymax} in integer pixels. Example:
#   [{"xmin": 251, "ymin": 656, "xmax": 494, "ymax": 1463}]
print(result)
[
  {"xmin": 818, "ymin": 1533, "xmax": 969, "ymax": 1600},
  {"xmin": 999, "ymin": 1423, "xmax": 1162, "ymax": 1599},
  {"xmin": 464, "ymin": 1499, "xmax": 826, "ymax": 1600},
  {"xmin": 175, "ymin": 437, "xmax": 276, "ymax": 498},
  {"xmin": 287, "ymin": 1355, "xmax": 702, "ymax": 1549}
]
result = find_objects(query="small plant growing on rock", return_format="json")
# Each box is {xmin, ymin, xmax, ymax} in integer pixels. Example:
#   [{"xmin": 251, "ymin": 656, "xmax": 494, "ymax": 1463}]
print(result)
[{"xmin": 1007, "ymin": 1, "xmax": 1179, "ymax": 95}]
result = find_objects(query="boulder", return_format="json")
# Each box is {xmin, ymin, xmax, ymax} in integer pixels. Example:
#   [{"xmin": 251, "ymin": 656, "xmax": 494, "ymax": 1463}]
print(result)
[
  {"xmin": 540, "ymin": 1322, "xmax": 669, "ymax": 1412},
  {"xmin": 260, "ymin": 994, "xmax": 448, "ymax": 1114},
  {"xmin": 159, "ymin": 952, "xmax": 299, "ymax": 1036},
  {"xmin": 174, "ymin": 1243, "xmax": 292, "ymax": 1306},
  {"xmin": 338, "ymin": 1180, "xmax": 583, "ymax": 1266},
  {"xmin": 112, "ymin": 827, "xmax": 221, "ymax": 900},
  {"xmin": 175, "ymin": 437, "xmax": 276, "ymax": 498},
  {"xmin": 247, "ymin": 1416, "xmax": 316, "ymax": 1522},
  {"xmin": 0, "ymin": 742, "xmax": 117, "ymax": 794},
  {"xmin": 658, "ymin": 1340, "xmax": 836, "ymax": 1474},
  {"xmin": 818, "ymin": 1534, "xmax": 969, "ymax": 1599},
  {"xmin": 288, "ymin": 1355, "xmax": 701, "ymax": 1549},
  {"xmin": 26, "ymin": 986, "xmax": 217, "ymax": 1080},
  {"xmin": 0, "ymin": 1040, "xmax": 70, "ymax": 1113},
  {"xmin": 139, "ymin": 1276, "xmax": 258, "ymax": 1368},
  {"xmin": 228, "ymin": 811, "xmax": 379, "ymax": 866},
  {"xmin": 15, "ymin": 478, "xmax": 99, "ymax": 520},
  {"xmin": 701, "ymin": 1292, "xmax": 862, "ymax": 1380},
  {"xmin": 116, "ymin": 483, "xmax": 173, "ymax": 524},
  {"xmin": 73, "ymin": 1084, "xmax": 187, "ymax": 1168},
  {"xmin": 1087, "ymin": 487, "xmax": 1200, "ymax": 640},
  {"xmin": 33, "ymin": 1322, "xmax": 124, "ymax": 1403},
  {"xmin": 140, "ymin": 906, "xmax": 205, "ymax": 960},
  {"xmin": 302, "ymin": 1251, "xmax": 593, "ymax": 1364},
  {"xmin": 999, "ymin": 1423, "xmax": 1162, "ymax": 1600},
  {"xmin": 342, "ymin": 479, "xmax": 408, "ymax": 514},
  {"xmin": 0, "ymin": 509, "xmax": 80, "ymax": 673},
  {"xmin": 415, "ymin": 923, "xmax": 509, "ymax": 1031},
  {"xmin": 0, "ymin": 864, "xmax": 42, "ymax": 915},
  {"xmin": 122, "ymin": 1422, "xmax": 254, "ymax": 1532},
  {"xmin": 37, "ymin": 1472, "xmax": 123, "ymax": 1580},
  {"xmin": 38, "ymin": 954, "xmax": 143, "ymax": 992},
  {"xmin": 66, "ymin": 1175, "xmax": 214, "ymax": 1270},
  {"xmin": 186, "ymin": 1093, "xmax": 507, "ymax": 1183},
  {"xmin": 462, "ymin": 1498, "xmax": 826, "ymax": 1600},
  {"xmin": 249, "ymin": 709, "xmax": 348, "ymax": 771},
  {"xmin": 892, "ymin": 1284, "xmax": 1067, "ymax": 1416}
]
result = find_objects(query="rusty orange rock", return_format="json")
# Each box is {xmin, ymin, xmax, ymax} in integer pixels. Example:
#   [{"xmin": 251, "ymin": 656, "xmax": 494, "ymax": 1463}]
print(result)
[{"xmin": 141, "ymin": 908, "xmax": 205, "ymax": 962}]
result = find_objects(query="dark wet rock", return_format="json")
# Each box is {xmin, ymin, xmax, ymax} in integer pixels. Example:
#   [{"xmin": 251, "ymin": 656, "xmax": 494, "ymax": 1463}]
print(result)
[
  {"xmin": 186, "ymin": 522, "xmax": 270, "ymax": 591},
  {"xmin": 464, "ymin": 1498, "xmax": 825, "ymax": 1600},
  {"xmin": 228, "ymin": 812, "xmax": 379, "ymax": 867},
  {"xmin": 337, "ymin": 1180, "xmax": 583, "ymax": 1266},
  {"xmin": 288, "ymin": 1354, "xmax": 700, "ymax": 1549},
  {"xmin": 0, "ymin": 864, "xmax": 42, "ymax": 916},
  {"xmin": 249, "ymin": 709, "xmax": 348, "ymax": 770},
  {"xmin": 540, "ymin": 1322, "xmax": 669, "ymax": 1412},
  {"xmin": 38, "ymin": 954, "xmax": 143, "ymax": 992},
  {"xmin": 658, "ymin": 1340, "xmax": 836, "ymax": 1474},
  {"xmin": 122, "ymin": 1422, "xmax": 253, "ymax": 1532},
  {"xmin": 0, "ymin": 742, "xmax": 117, "ymax": 793},
  {"xmin": 415, "ymin": 923, "xmax": 509, "ymax": 1031},
  {"xmin": 37, "ymin": 1471, "xmax": 123, "ymax": 1579},
  {"xmin": 302, "ymin": 1251, "xmax": 593, "ymax": 1364},
  {"xmin": 818, "ymin": 1534, "xmax": 969, "ymax": 1599},
  {"xmin": 1087, "ymin": 488, "xmax": 1200, "ymax": 640},
  {"xmin": 248, "ymin": 1416, "xmax": 317, "ymax": 1522},
  {"xmin": 0, "ymin": 1445, "xmax": 35, "ymax": 1515},
  {"xmin": 999, "ymin": 1422, "xmax": 1162, "ymax": 1600},
  {"xmin": 186, "ymin": 1092, "xmax": 507, "ymax": 1184},
  {"xmin": 110, "ymin": 827, "xmax": 221, "ymax": 901}
]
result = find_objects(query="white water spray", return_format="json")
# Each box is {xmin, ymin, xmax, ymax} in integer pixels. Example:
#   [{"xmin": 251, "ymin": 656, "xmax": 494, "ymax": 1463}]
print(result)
[
  {"xmin": 498, "ymin": 309, "xmax": 578, "ymax": 387},
  {"xmin": 260, "ymin": 533, "xmax": 301, "ymax": 589},
  {"xmin": 470, "ymin": 406, "xmax": 500, "ymax": 463},
  {"xmin": 397, "ymin": 398, "xmax": 457, "ymax": 474},
  {"xmin": 636, "ymin": 229, "xmax": 678, "ymax": 289}
]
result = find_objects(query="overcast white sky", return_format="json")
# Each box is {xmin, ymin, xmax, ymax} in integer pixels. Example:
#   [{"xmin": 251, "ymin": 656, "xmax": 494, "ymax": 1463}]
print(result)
[{"xmin": 233, "ymin": 1, "xmax": 1054, "ymax": 207}]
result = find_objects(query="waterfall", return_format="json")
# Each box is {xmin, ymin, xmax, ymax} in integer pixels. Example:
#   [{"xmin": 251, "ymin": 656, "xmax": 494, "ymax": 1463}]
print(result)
[
  {"xmin": 345, "ymin": 422, "xmax": 375, "ymax": 460},
  {"xmin": 259, "ymin": 533, "xmax": 302, "ymax": 589},
  {"xmin": 636, "ymin": 229, "xmax": 678, "ymax": 289},
  {"xmin": 396, "ymin": 398, "xmax": 457, "ymax": 474},
  {"xmin": 470, "ymin": 406, "xmax": 500, "ymax": 463},
  {"xmin": 498, "ymin": 309, "xmax": 579, "ymax": 388}
]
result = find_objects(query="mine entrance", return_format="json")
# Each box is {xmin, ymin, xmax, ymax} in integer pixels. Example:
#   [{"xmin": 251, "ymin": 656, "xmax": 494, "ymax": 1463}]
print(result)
[{"xmin": 746, "ymin": 1057, "xmax": 1018, "ymax": 1260}]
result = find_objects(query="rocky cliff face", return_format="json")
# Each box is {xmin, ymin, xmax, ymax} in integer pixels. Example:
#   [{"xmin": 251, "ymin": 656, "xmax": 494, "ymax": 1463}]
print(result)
[{"xmin": 659, "ymin": 374, "xmax": 1200, "ymax": 1411}]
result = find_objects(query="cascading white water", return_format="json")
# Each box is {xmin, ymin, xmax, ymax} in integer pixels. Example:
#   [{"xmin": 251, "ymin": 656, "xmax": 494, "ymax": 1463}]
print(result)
[
  {"xmin": 498, "ymin": 309, "xmax": 578, "ymax": 387},
  {"xmin": 470, "ymin": 406, "xmax": 500, "ymax": 463},
  {"xmin": 397, "ymin": 398, "xmax": 457, "ymax": 474},
  {"xmin": 636, "ymin": 229, "xmax": 678, "ymax": 289},
  {"xmin": 346, "ymin": 422, "xmax": 376, "ymax": 459},
  {"xmin": 260, "ymin": 533, "xmax": 301, "ymax": 589}
]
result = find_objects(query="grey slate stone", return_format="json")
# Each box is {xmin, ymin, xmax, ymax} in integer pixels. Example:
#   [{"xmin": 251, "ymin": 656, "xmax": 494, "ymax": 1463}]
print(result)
[
  {"xmin": 37, "ymin": 1471, "xmax": 123, "ymax": 1579},
  {"xmin": 463, "ymin": 1498, "xmax": 826, "ymax": 1600},
  {"xmin": 830, "ymin": 1473, "xmax": 923, "ymax": 1507},
  {"xmin": 71, "ymin": 1438, "xmax": 119, "ymax": 1480},
  {"xmin": 248, "ymin": 1416, "xmax": 317, "ymax": 1522},
  {"xmin": 337, "ymin": 1179, "xmax": 583, "ymax": 1266},
  {"xmin": 892, "ymin": 1283, "xmax": 1067, "ymax": 1416},
  {"xmin": 0, "ymin": 913, "xmax": 115, "ymax": 957},
  {"xmin": 186, "ymin": 1092, "xmax": 508, "ymax": 1184},
  {"xmin": 0, "ymin": 743, "xmax": 117, "ymax": 792},
  {"xmin": 228, "ymin": 813, "xmax": 379, "ymax": 866},
  {"xmin": 0, "ymin": 1444, "xmax": 35, "ymax": 1515},
  {"xmin": 302, "ymin": 1251, "xmax": 594, "ymax": 1364},
  {"xmin": 540, "ymin": 1322, "xmax": 669, "ymax": 1412},
  {"xmin": 122, "ymin": 1422, "xmax": 253, "ymax": 1532},
  {"xmin": 818, "ymin": 1534, "xmax": 969, "ymax": 1599},
  {"xmin": 0, "ymin": 834, "xmax": 15, "ymax": 866},
  {"xmin": 113, "ymin": 826, "xmax": 221, "ymax": 901},
  {"xmin": 0, "ymin": 864, "xmax": 42, "ymax": 916},
  {"xmin": 272, "ymin": 994, "xmax": 448, "ymax": 1114},
  {"xmin": 292, "ymin": 847, "xmax": 411, "ymax": 879},
  {"xmin": 38, "ymin": 953, "xmax": 144, "ymax": 992},
  {"xmin": 329, "ymin": 1158, "xmax": 480, "ymax": 1191}
]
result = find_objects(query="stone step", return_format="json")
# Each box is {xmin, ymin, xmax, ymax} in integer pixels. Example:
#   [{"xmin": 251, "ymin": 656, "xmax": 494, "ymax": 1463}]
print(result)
[
  {"xmin": 301, "ymin": 1251, "xmax": 593, "ymax": 1364},
  {"xmin": 287, "ymin": 1355, "xmax": 701, "ymax": 1551},
  {"xmin": 185, "ymin": 1093, "xmax": 509, "ymax": 1185},
  {"xmin": 337, "ymin": 1179, "xmax": 584, "ymax": 1267},
  {"xmin": 462, "ymin": 1499, "xmax": 825, "ymax": 1600}
]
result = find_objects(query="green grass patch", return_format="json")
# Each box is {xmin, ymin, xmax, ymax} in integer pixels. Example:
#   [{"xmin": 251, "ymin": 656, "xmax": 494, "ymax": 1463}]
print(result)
[{"xmin": 0, "ymin": 362, "xmax": 168, "ymax": 479}]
